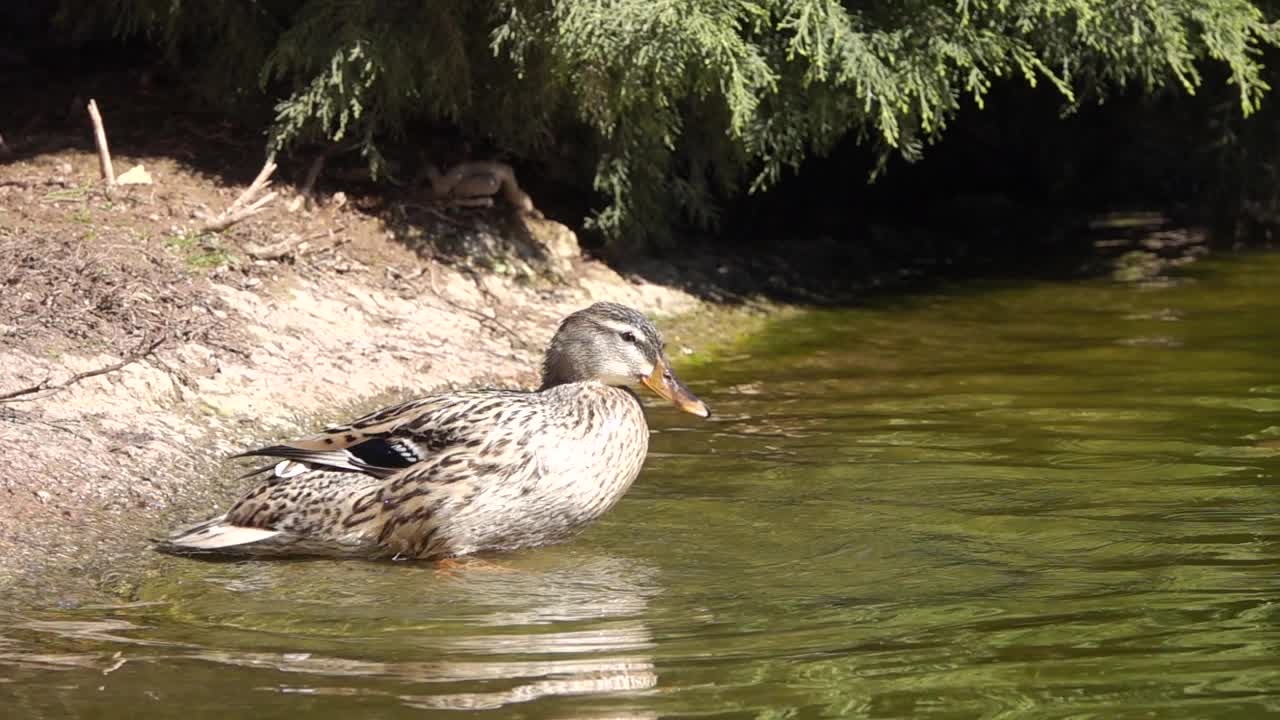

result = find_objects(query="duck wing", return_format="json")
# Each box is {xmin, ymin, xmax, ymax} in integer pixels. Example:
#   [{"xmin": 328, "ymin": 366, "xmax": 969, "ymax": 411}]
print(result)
[{"xmin": 234, "ymin": 390, "xmax": 525, "ymax": 479}]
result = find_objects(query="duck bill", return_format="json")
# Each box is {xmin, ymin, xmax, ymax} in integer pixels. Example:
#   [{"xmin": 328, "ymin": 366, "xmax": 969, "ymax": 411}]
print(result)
[{"xmin": 641, "ymin": 357, "xmax": 711, "ymax": 418}]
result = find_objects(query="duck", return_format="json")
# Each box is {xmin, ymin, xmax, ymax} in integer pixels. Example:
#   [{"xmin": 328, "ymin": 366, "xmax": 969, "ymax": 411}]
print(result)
[{"xmin": 157, "ymin": 302, "xmax": 710, "ymax": 560}]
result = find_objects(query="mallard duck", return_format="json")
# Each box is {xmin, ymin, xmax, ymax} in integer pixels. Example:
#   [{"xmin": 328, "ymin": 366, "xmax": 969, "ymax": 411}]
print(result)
[{"xmin": 158, "ymin": 302, "xmax": 709, "ymax": 560}]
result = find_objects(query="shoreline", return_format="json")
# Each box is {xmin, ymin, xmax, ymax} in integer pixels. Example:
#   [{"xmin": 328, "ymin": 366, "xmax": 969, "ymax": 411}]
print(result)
[
  {"xmin": 0, "ymin": 143, "xmax": 1225, "ymax": 606},
  {"xmin": 0, "ymin": 146, "xmax": 770, "ymax": 604},
  {"xmin": 0, "ymin": 256, "xmax": 738, "ymax": 605}
]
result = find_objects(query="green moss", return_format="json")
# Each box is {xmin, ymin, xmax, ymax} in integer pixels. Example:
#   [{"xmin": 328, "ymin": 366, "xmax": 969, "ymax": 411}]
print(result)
[
  {"xmin": 663, "ymin": 301, "xmax": 794, "ymax": 371},
  {"xmin": 164, "ymin": 231, "xmax": 235, "ymax": 271},
  {"xmin": 42, "ymin": 186, "xmax": 90, "ymax": 202}
]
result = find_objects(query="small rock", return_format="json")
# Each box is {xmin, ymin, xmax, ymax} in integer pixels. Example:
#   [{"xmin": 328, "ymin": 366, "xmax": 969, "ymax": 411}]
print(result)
[
  {"xmin": 518, "ymin": 217, "xmax": 581, "ymax": 278},
  {"xmin": 35, "ymin": 490, "xmax": 51, "ymax": 503},
  {"xmin": 57, "ymin": 162, "xmax": 72, "ymax": 175},
  {"xmin": 117, "ymin": 165, "xmax": 153, "ymax": 185}
]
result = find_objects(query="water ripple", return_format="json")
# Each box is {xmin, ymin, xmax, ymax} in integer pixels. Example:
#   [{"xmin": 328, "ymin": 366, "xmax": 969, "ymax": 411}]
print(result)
[{"xmin": 6, "ymin": 253, "xmax": 1280, "ymax": 717}]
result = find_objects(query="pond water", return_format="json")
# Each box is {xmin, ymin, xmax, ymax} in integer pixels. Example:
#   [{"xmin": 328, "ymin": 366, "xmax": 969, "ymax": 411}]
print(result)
[{"xmin": 3, "ymin": 251, "xmax": 1279, "ymax": 718}]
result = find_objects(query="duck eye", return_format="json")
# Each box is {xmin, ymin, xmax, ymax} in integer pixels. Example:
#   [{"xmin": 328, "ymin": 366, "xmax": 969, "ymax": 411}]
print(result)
[{"xmin": 620, "ymin": 331, "xmax": 638, "ymax": 344}]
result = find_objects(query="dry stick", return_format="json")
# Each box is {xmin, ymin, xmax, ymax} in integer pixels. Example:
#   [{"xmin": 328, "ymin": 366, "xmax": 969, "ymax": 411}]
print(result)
[
  {"xmin": 414, "ymin": 203, "xmax": 476, "ymax": 230},
  {"xmin": 231, "ymin": 160, "xmax": 277, "ymax": 212},
  {"xmin": 0, "ymin": 336, "xmax": 166, "ymax": 403},
  {"xmin": 86, "ymin": 99, "xmax": 115, "ymax": 186},
  {"xmin": 3, "ymin": 413, "xmax": 95, "ymax": 442},
  {"xmin": 242, "ymin": 228, "xmax": 329, "ymax": 260},
  {"xmin": 243, "ymin": 234, "xmax": 301, "ymax": 261},
  {"xmin": 199, "ymin": 190, "xmax": 278, "ymax": 233},
  {"xmin": 199, "ymin": 160, "xmax": 278, "ymax": 233}
]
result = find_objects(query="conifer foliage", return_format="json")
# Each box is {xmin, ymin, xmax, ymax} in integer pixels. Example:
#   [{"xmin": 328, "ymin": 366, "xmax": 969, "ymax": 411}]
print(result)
[{"xmin": 71, "ymin": 0, "xmax": 1280, "ymax": 249}]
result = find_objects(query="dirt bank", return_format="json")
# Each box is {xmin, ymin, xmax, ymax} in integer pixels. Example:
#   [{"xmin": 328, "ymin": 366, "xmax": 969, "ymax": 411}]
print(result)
[{"xmin": 0, "ymin": 148, "xmax": 739, "ymax": 602}]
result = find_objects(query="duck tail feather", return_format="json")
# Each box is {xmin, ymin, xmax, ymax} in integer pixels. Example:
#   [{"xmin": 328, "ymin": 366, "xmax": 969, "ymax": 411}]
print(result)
[{"xmin": 154, "ymin": 515, "xmax": 282, "ymax": 554}]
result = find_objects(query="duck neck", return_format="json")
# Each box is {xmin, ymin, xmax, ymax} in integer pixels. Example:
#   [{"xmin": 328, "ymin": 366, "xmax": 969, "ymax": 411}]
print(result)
[
  {"xmin": 539, "ymin": 362, "xmax": 572, "ymax": 391},
  {"xmin": 540, "ymin": 345, "xmax": 590, "ymax": 390}
]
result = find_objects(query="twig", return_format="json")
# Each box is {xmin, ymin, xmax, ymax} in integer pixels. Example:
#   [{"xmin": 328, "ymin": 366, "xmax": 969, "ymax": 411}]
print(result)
[
  {"xmin": 243, "ymin": 233, "xmax": 303, "ymax": 260},
  {"xmin": 231, "ymin": 161, "xmax": 276, "ymax": 212},
  {"xmin": 299, "ymin": 235, "xmax": 349, "ymax": 258},
  {"xmin": 415, "ymin": 203, "xmax": 477, "ymax": 230},
  {"xmin": 418, "ymin": 265, "xmax": 529, "ymax": 350},
  {"xmin": 0, "ymin": 179, "xmax": 73, "ymax": 190},
  {"xmin": 245, "ymin": 229, "xmax": 332, "ymax": 261},
  {"xmin": 199, "ymin": 160, "xmax": 278, "ymax": 233},
  {"xmin": 0, "ymin": 336, "xmax": 166, "ymax": 403},
  {"xmin": 102, "ymin": 653, "xmax": 127, "ymax": 675},
  {"xmin": 205, "ymin": 337, "xmax": 251, "ymax": 360},
  {"xmin": 198, "ymin": 190, "xmax": 277, "ymax": 233},
  {"xmin": 87, "ymin": 100, "xmax": 115, "ymax": 186},
  {"xmin": 144, "ymin": 353, "xmax": 192, "ymax": 403},
  {"xmin": 0, "ymin": 407, "xmax": 94, "ymax": 442},
  {"xmin": 107, "ymin": 243, "xmax": 171, "ymax": 265}
]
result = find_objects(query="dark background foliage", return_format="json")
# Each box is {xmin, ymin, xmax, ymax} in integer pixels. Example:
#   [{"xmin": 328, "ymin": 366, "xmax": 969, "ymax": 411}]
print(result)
[{"xmin": 7, "ymin": 1, "xmax": 1280, "ymax": 255}]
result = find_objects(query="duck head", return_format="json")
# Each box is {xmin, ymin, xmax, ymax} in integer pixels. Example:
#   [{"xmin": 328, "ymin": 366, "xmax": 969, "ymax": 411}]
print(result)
[{"xmin": 540, "ymin": 302, "xmax": 710, "ymax": 418}]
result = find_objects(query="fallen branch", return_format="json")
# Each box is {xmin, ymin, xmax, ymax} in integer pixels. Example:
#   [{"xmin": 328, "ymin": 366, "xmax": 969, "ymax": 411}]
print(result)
[
  {"xmin": 245, "ymin": 229, "xmax": 335, "ymax": 261},
  {"xmin": 199, "ymin": 160, "xmax": 278, "ymax": 233},
  {"xmin": 0, "ymin": 335, "xmax": 165, "ymax": 403},
  {"xmin": 87, "ymin": 99, "xmax": 115, "ymax": 186},
  {"xmin": 243, "ymin": 233, "xmax": 303, "ymax": 260}
]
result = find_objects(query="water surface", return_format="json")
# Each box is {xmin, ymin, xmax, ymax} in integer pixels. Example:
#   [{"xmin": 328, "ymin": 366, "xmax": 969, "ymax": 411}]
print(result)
[{"xmin": 4, "ymin": 251, "xmax": 1279, "ymax": 718}]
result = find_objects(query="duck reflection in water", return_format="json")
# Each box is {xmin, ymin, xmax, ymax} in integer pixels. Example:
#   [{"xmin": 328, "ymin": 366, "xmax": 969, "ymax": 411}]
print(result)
[{"xmin": 162, "ymin": 550, "xmax": 667, "ymax": 713}]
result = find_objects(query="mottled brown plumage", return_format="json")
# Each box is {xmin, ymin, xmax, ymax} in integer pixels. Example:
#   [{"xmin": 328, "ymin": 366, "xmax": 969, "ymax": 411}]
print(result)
[{"xmin": 158, "ymin": 302, "xmax": 710, "ymax": 560}]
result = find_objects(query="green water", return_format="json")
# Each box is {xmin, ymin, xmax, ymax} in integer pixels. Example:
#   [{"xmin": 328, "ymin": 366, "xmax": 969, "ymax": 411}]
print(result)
[{"xmin": 4, "ymin": 252, "xmax": 1280, "ymax": 718}]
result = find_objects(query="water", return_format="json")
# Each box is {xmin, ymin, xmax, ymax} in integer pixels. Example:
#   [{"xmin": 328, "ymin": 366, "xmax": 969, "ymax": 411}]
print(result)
[{"xmin": 4, "ymin": 252, "xmax": 1280, "ymax": 718}]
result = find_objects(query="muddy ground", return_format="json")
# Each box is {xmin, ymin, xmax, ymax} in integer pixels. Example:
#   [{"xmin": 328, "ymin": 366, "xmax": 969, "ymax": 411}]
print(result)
[{"xmin": 0, "ymin": 138, "xmax": 783, "ymax": 604}]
